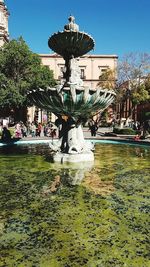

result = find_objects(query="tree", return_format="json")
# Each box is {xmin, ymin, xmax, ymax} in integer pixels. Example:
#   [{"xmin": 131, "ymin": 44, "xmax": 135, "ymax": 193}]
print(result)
[
  {"xmin": 117, "ymin": 52, "xmax": 150, "ymax": 121},
  {"xmin": 117, "ymin": 52, "xmax": 150, "ymax": 102},
  {"xmin": 0, "ymin": 37, "xmax": 56, "ymax": 121},
  {"xmin": 97, "ymin": 68, "xmax": 116, "ymax": 90},
  {"xmin": 96, "ymin": 68, "xmax": 117, "ymax": 124}
]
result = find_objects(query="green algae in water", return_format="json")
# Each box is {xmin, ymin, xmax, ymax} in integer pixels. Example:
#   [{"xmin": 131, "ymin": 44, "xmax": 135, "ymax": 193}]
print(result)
[{"xmin": 0, "ymin": 144, "xmax": 150, "ymax": 267}]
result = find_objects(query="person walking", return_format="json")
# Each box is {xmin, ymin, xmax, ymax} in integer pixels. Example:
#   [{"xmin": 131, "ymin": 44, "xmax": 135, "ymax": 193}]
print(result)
[
  {"xmin": 1, "ymin": 127, "xmax": 11, "ymax": 142},
  {"xmin": 88, "ymin": 119, "xmax": 98, "ymax": 136}
]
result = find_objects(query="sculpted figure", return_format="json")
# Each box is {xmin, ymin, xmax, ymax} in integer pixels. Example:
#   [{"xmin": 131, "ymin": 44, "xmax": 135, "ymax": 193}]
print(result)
[
  {"xmin": 64, "ymin": 16, "xmax": 79, "ymax": 32},
  {"xmin": 68, "ymin": 56, "xmax": 83, "ymax": 87}
]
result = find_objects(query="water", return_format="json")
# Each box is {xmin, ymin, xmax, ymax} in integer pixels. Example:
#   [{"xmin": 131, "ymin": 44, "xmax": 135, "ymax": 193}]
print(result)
[{"xmin": 0, "ymin": 143, "xmax": 150, "ymax": 267}]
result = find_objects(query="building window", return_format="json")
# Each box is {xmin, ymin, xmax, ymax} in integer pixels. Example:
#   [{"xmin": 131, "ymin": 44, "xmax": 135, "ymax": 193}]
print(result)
[{"xmin": 80, "ymin": 69, "xmax": 85, "ymax": 79}]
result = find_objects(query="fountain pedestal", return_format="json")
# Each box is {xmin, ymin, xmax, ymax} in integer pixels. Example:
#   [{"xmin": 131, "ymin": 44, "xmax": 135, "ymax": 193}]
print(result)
[{"xmin": 49, "ymin": 124, "xmax": 94, "ymax": 163}]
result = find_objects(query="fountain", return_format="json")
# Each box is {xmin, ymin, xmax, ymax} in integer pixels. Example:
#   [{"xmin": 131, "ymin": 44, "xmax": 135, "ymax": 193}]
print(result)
[
  {"xmin": 29, "ymin": 16, "xmax": 116, "ymax": 162},
  {"xmin": 1, "ymin": 16, "xmax": 150, "ymax": 267}
]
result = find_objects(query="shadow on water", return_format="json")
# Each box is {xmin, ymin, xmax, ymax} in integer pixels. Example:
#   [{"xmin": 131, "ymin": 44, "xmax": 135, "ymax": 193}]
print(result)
[
  {"xmin": 0, "ymin": 143, "xmax": 150, "ymax": 267},
  {"xmin": 0, "ymin": 142, "xmax": 54, "ymax": 159}
]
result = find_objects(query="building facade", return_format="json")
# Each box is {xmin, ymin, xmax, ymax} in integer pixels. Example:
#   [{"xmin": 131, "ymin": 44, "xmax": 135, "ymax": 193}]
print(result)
[
  {"xmin": 40, "ymin": 53, "xmax": 118, "ymax": 89},
  {"xmin": 0, "ymin": 0, "xmax": 9, "ymax": 47}
]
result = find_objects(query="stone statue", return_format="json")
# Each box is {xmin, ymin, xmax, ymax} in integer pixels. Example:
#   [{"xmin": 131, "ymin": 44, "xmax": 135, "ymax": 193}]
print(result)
[
  {"xmin": 68, "ymin": 56, "xmax": 83, "ymax": 87},
  {"xmin": 64, "ymin": 15, "xmax": 79, "ymax": 32}
]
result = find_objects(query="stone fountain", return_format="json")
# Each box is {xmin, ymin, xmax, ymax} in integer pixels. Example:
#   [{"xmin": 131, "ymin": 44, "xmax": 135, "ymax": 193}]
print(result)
[{"xmin": 29, "ymin": 16, "xmax": 116, "ymax": 163}]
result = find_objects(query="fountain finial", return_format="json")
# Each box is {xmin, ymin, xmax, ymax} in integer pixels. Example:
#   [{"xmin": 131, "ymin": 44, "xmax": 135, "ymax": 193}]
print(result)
[{"xmin": 64, "ymin": 15, "xmax": 79, "ymax": 32}]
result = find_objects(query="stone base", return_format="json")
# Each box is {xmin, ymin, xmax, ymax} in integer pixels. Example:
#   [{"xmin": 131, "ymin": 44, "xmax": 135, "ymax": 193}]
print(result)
[{"xmin": 53, "ymin": 151, "xmax": 94, "ymax": 163}]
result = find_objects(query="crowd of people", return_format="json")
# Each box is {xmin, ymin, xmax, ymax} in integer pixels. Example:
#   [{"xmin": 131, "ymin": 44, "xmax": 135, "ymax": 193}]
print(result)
[
  {"xmin": 0, "ymin": 118, "xmax": 150, "ymax": 142},
  {"xmin": 15, "ymin": 121, "xmax": 57, "ymax": 138},
  {"xmin": 0, "ymin": 121, "xmax": 57, "ymax": 142}
]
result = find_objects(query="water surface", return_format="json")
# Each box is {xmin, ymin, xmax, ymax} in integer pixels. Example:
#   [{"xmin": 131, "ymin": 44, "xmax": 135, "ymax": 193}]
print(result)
[{"xmin": 0, "ymin": 144, "xmax": 150, "ymax": 267}]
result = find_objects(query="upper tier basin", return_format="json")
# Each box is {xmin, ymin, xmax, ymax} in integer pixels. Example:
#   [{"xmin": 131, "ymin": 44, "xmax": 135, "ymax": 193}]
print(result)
[{"xmin": 48, "ymin": 31, "xmax": 95, "ymax": 59}]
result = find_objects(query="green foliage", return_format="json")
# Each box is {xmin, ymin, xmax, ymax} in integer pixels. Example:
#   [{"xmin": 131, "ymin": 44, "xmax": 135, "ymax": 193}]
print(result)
[
  {"xmin": 131, "ymin": 83, "xmax": 150, "ymax": 105},
  {"xmin": 113, "ymin": 127, "xmax": 137, "ymax": 135},
  {"xmin": 0, "ymin": 37, "xmax": 56, "ymax": 110},
  {"xmin": 97, "ymin": 68, "xmax": 116, "ymax": 89}
]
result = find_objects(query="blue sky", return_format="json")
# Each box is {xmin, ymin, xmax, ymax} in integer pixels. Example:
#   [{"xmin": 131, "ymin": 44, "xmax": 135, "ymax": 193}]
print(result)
[{"xmin": 6, "ymin": 0, "xmax": 150, "ymax": 59}]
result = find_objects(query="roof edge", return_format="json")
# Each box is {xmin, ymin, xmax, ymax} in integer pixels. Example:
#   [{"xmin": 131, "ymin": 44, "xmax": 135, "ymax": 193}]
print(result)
[{"xmin": 39, "ymin": 53, "xmax": 118, "ymax": 58}]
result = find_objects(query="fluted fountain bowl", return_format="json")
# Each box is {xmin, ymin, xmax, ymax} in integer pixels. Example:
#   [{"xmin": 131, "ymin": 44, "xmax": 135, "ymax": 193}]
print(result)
[
  {"xmin": 48, "ymin": 31, "xmax": 95, "ymax": 59},
  {"xmin": 29, "ymin": 87, "xmax": 116, "ymax": 122}
]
